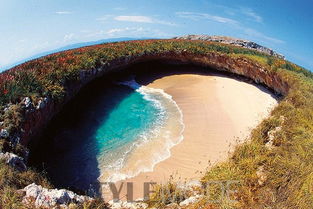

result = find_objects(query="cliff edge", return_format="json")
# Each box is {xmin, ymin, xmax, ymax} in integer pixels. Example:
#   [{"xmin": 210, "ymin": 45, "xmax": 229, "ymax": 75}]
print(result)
[{"xmin": 174, "ymin": 35, "xmax": 285, "ymax": 59}]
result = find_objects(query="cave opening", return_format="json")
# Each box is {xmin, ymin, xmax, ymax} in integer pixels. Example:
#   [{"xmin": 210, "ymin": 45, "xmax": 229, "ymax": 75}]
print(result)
[{"xmin": 28, "ymin": 60, "xmax": 277, "ymax": 196}]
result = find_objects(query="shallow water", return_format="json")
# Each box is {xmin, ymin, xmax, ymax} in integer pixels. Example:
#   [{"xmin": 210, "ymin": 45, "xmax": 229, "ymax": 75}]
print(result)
[
  {"xmin": 98, "ymin": 79, "xmax": 184, "ymax": 183},
  {"xmin": 31, "ymin": 78, "xmax": 183, "ymax": 194}
]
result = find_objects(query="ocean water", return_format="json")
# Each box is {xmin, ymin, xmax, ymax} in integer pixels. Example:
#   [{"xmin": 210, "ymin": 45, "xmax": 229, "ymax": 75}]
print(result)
[
  {"xmin": 35, "ymin": 78, "xmax": 184, "ymax": 193},
  {"xmin": 98, "ymin": 79, "xmax": 184, "ymax": 183}
]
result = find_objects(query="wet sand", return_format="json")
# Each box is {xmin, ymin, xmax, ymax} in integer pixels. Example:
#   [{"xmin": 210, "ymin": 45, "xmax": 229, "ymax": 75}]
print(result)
[{"xmin": 101, "ymin": 73, "xmax": 277, "ymax": 201}]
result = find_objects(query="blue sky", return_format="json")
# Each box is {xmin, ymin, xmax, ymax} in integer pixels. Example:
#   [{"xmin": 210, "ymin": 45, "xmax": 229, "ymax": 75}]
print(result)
[{"xmin": 1, "ymin": 0, "xmax": 312, "ymax": 71}]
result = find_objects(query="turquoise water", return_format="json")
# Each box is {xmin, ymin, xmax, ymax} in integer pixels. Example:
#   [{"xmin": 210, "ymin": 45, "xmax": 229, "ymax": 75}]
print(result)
[
  {"xmin": 95, "ymin": 87, "xmax": 166, "ymax": 177},
  {"xmin": 32, "ymin": 78, "xmax": 183, "ymax": 194},
  {"xmin": 95, "ymin": 91, "xmax": 160, "ymax": 153},
  {"xmin": 97, "ymin": 80, "xmax": 184, "ymax": 183}
]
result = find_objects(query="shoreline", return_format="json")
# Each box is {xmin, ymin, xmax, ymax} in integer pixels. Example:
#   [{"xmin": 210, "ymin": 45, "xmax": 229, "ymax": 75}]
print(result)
[
  {"xmin": 101, "ymin": 72, "xmax": 278, "ymax": 201},
  {"xmin": 99, "ymin": 80, "xmax": 185, "ymax": 183}
]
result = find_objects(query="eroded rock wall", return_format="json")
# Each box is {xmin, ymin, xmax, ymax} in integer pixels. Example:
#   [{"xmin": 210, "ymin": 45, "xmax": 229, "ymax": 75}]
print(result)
[{"xmin": 18, "ymin": 51, "xmax": 288, "ymax": 147}]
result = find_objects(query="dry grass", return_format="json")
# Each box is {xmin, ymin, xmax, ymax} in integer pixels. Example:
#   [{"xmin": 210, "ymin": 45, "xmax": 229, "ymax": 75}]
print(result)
[{"xmin": 0, "ymin": 39, "xmax": 312, "ymax": 208}]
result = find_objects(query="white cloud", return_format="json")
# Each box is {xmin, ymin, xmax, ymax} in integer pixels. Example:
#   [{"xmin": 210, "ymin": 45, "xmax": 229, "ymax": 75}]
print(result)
[
  {"xmin": 63, "ymin": 33, "xmax": 75, "ymax": 42},
  {"xmin": 176, "ymin": 11, "xmax": 283, "ymax": 45},
  {"xmin": 210, "ymin": 5, "xmax": 263, "ymax": 23},
  {"xmin": 113, "ymin": 7, "xmax": 127, "ymax": 11},
  {"xmin": 114, "ymin": 15, "xmax": 176, "ymax": 26},
  {"xmin": 55, "ymin": 11, "xmax": 72, "ymax": 15},
  {"xmin": 243, "ymin": 28, "xmax": 284, "ymax": 44},
  {"xmin": 96, "ymin": 15, "xmax": 113, "ymax": 22},
  {"xmin": 80, "ymin": 29, "xmax": 92, "ymax": 33},
  {"xmin": 85, "ymin": 27, "xmax": 131, "ymax": 37},
  {"xmin": 240, "ymin": 8, "xmax": 263, "ymax": 23},
  {"xmin": 115, "ymin": 15, "xmax": 153, "ymax": 23},
  {"xmin": 106, "ymin": 28, "xmax": 133, "ymax": 35},
  {"xmin": 176, "ymin": 12, "xmax": 239, "ymax": 25},
  {"xmin": 85, "ymin": 27, "xmax": 173, "ymax": 38},
  {"xmin": 0, "ymin": 41, "xmax": 51, "ymax": 71}
]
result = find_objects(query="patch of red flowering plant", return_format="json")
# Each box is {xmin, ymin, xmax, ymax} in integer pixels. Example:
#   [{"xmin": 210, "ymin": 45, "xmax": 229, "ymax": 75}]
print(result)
[
  {"xmin": 0, "ymin": 72, "xmax": 15, "ymax": 96},
  {"xmin": 3, "ymin": 89, "xmax": 8, "ymax": 95},
  {"xmin": 56, "ymin": 53, "xmax": 79, "ymax": 67}
]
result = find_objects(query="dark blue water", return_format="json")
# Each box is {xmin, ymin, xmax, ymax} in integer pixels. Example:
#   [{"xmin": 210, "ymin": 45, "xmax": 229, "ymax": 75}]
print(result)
[
  {"xmin": 31, "ymin": 80, "xmax": 168, "ymax": 193},
  {"xmin": 30, "ymin": 76, "xmax": 184, "ymax": 196}
]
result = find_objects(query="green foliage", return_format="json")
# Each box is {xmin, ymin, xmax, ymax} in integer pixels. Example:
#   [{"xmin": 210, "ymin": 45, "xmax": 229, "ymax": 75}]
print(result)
[
  {"xmin": 200, "ymin": 80, "xmax": 313, "ymax": 208},
  {"xmin": 0, "ymin": 70, "xmax": 43, "ymax": 105},
  {"xmin": 0, "ymin": 187, "xmax": 23, "ymax": 209},
  {"xmin": 0, "ymin": 160, "xmax": 51, "ymax": 208},
  {"xmin": 2, "ymin": 104, "xmax": 23, "ymax": 134},
  {"xmin": 0, "ymin": 39, "xmax": 313, "ymax": 208},
  {"xmin": 147, "ymin": 179, "xmax": 189, "ymax": 208}
]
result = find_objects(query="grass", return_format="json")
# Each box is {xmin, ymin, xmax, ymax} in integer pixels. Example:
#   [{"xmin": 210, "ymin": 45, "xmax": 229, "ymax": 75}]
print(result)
[
  {"xmin": 0, "ymin": 159, "xmax": 108, "ymax": 208},
  {"xmin": 196, "ymin": 74, "xmax": 313, "ymax": 208},
  {"xmin": 0, "ymin": 39, "xmax": 312, "ymax": 208},
  {"xmin": 0, "ymin": 159, "xmax": 51, "ymax": 209}
]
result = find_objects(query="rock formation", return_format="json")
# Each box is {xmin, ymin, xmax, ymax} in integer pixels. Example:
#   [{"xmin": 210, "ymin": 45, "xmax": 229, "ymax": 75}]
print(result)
[
  {"xmin": 21, "ymin": 183, "xmax": 93, "ymax": 208},
  {"xmin": 16, "ymin": 50, "xmax": 289, "ymax": 147},
  {"xmin": 0, "ymin": 152, "xmax": 27, "ymax": 171},
  {"xmin": 174, "ymin": 35, "xmax": 285, "ymax": 59}
]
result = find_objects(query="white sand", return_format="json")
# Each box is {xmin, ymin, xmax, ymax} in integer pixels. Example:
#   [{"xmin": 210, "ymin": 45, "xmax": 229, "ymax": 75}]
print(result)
[{"xmin": 101, "ymin": 73, "xmax": 277, "ymax": 200}]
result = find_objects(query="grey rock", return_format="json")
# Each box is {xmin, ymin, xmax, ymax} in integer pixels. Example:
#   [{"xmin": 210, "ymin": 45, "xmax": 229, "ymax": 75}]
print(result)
[
  {"xmin": 265, "ymin": 116, "xmax": 284, "ymax": 150},
  {"xmin": 22, "ymin": 183, "xmax": 93, "ymax": 208},
  {"xmin": 164, "ymin": 203, "xmax": 180, "ymax": 209},
  {"xmin": 179, "ymin": 195, "xmax": 202, "ymax": 207},
  {"xmin": 256, "ymin": 166, "xmax": 267, "ymax": 186},
  {"xmin": 3, "ymin": 104, "xmax": 11, "ymax": 112},
  {"xmin": 177, "ymin": 180, "xmax": 202, "ymax": 191},
  {"xmin": 0, "ymin": 152, "xmax": 27, "ymax": 172},
  {"xmin": 266, "ymin": 126, "xmax": 281, "ymax": 149},
  {"xmin": 108, "ymin": 200, "xmax": 148, "ymax": 209},
  {"xmin": 9, "ymin": 136, "xmax": 20, "ymax": 146},
  {"xmin": 36, "ymin": 97, "xmax": 48, "ymax": 110},
  {"xmin": 0, "ymin": 129, "xmax": 9, "ymax": 138},
  {"xmin": 174, "ymin": 35, "xmax": 285, "ymax": 59},
  {"xmin": 22, "ymin": 149, "xmax": 30, "ymax": 162},
  {"xmin": 22, "ymin": 97, "xmax": 32, "ymax": 108},
  {"xmin": 108, "ymin": 200, "xmax": 122, "ymax": 209}
]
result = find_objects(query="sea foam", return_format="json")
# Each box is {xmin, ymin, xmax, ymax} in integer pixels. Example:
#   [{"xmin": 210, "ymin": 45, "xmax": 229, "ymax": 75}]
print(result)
[{"xmin": 98, "ymin": 78, "xmax": 185, "ymax": 183}]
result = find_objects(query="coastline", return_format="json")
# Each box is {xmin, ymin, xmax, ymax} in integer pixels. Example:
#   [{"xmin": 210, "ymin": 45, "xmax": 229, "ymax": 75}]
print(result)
[
  {"xmin": 98, "ymin": 80, "xmax": 185, "ymax": 183},
  {"xmin": 101, "ymin": 73, "xmax": 277, "ymax": 200}
]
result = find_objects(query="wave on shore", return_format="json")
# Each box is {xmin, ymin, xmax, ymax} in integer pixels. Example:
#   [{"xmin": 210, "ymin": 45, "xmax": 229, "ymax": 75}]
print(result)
[{"xmin": 97, "ymin": 78, "xmax": 184, "ymax": 183}]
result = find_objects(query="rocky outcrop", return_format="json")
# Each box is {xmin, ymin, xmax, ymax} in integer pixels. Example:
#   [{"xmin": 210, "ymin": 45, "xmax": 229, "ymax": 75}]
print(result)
[
  {"xmin": 0, "ymin": 128, "xmax": 9, "ymax": 138},
  {"xmin": 22, "ymin": 183, "xmax": 93, "ymax": 208},
  {"xmin": 256, "ymin": 166, "xmax": 267, "ymax": 186},
  {"xmin": 108, "ymin": 200, "xmax": 148, "ymax": 209},
  {"xmin": 174, "ymin": 35, "xmax": 285, "ymax": 59},
  {"xmin": 266, "ymin": 126, "xmax": 282, "ymax": 149},
  {"xmin": 177, "ymin": 180, "xmax": 202, "ymax": 192},
  {"xmin": 0, "ymin": 151, "xmax": 27, "ymax": 171},
  {"xmin": 179, "ymin": 195, "xmax": 203, "ymax": 207},
  {"xmin": 265, "ymin": 116, "xmax": 284, "ymax": 149}
]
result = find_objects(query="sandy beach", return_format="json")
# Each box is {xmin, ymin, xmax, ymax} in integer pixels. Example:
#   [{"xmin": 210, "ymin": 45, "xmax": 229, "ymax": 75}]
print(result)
[{"xmin": 102, "ymin": 72, "xmax": 277, "ymax": 200}]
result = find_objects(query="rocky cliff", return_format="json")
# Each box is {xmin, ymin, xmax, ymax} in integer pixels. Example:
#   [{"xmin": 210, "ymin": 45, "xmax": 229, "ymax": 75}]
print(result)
[
  {"xmin": 13, "ymin": 50, "xmax": 288, "ymax": 149},
  {"xmin": 174, "ymin": 35, "xmax": 285, "ymax": 59}
]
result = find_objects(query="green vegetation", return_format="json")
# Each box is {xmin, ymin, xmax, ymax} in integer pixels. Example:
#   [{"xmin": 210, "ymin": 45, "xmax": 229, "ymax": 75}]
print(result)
[
  {"xmin": 0, "ymin": 39, "xmax": 313, "ymax": 208},
  {"xmin": 0, "ymin": 160, "xmax": 50, "ymax": 209},
  {"xmin": 147, "ymin": 176, "xmax": 193, "ymax": 208}
]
